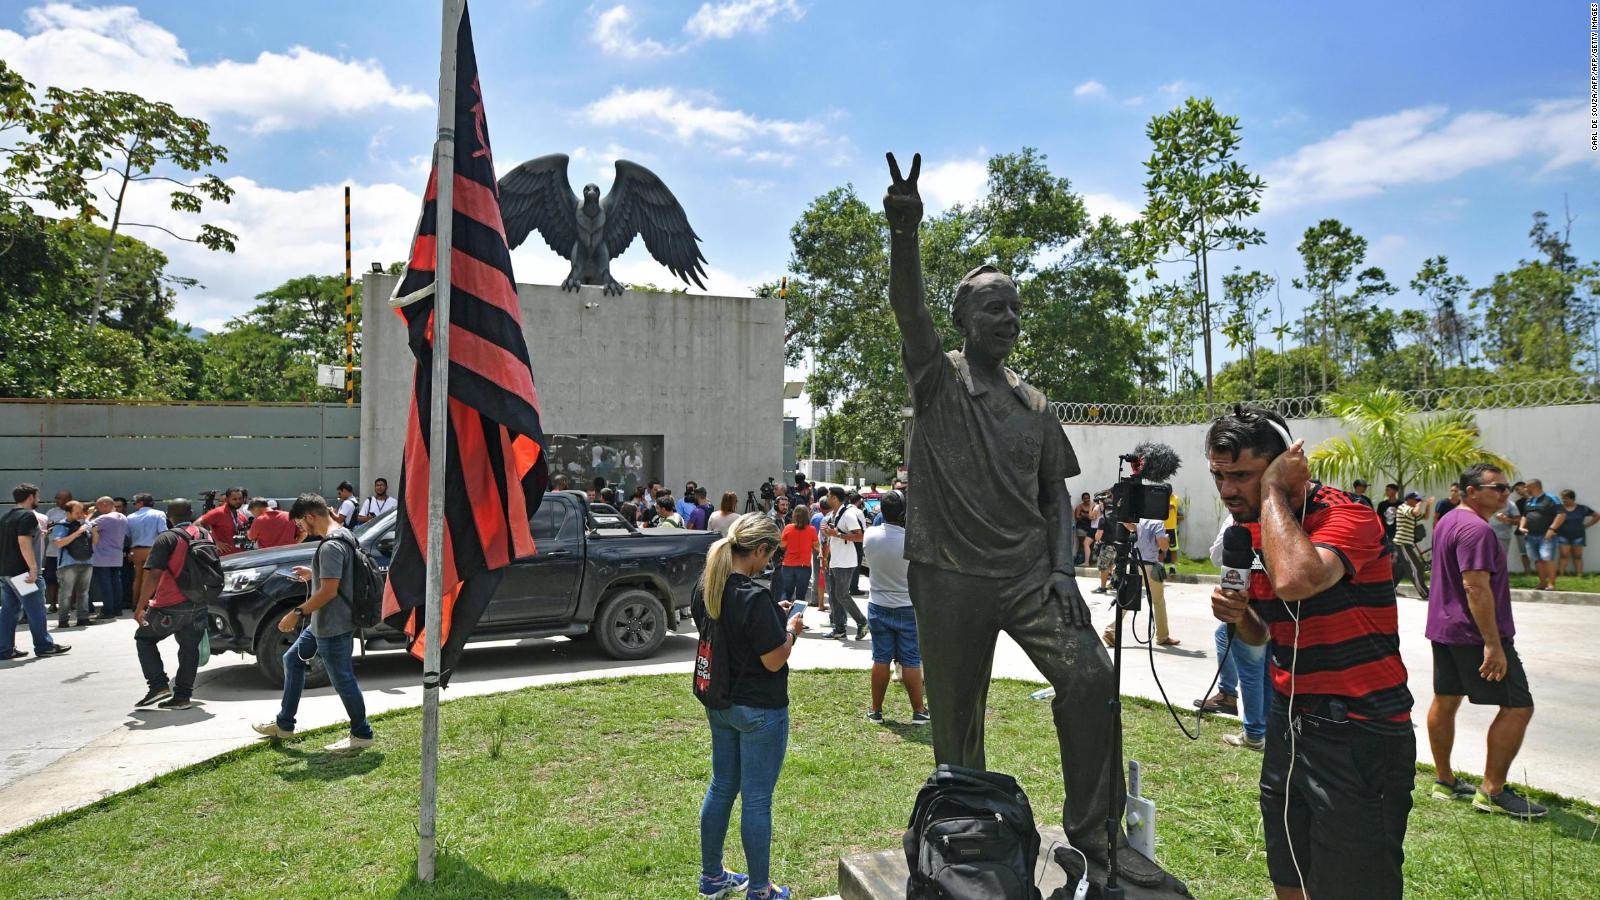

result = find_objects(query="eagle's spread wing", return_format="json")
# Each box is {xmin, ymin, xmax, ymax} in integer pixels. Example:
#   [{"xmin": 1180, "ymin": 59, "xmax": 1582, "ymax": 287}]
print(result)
[
  {"xmin": 602, "ymin": 160, "xmax": 707, "ymax": 290},
  {"xmin": 497, "ymin": 154, "xmax": 578, "ymax": 258}
]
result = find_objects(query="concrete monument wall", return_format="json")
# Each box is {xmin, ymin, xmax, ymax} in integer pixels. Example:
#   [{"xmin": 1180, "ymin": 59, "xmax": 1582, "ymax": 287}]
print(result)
[{"xmin": 359, "ymin": 273, "xmax": 784, "ymax": 503}]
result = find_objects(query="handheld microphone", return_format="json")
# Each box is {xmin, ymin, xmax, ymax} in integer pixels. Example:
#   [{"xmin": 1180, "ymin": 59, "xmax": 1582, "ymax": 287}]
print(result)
[{"xmin": 1219, "ymin": 525, "xmax": 1254, "ymax": 642}]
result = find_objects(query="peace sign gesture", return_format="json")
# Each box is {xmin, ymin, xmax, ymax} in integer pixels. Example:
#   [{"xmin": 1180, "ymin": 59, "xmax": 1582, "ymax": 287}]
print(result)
[{"xmin": 884, "ymin": 151, "xmax": 923, "ymax": 233}]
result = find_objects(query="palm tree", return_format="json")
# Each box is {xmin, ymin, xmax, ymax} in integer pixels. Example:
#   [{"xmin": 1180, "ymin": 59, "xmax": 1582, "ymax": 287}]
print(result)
[{"xmin": 1309, "ymin": 388, "xmax": 1513, "ymax": 493}]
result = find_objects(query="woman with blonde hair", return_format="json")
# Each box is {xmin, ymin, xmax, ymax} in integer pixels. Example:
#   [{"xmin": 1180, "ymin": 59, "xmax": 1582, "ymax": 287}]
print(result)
[
  {"xmin": 708, "ymin": 491, "xmax": 740, "ymax": 537},
  {"xmin": 693, "ymin": 513, "xmax": 803, "ymax": 900}
]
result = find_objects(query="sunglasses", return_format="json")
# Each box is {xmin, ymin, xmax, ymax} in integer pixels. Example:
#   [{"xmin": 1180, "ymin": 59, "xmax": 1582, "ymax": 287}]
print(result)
[{"xmin": 1473, "ymin": 483, "xmax": 1512, "ymax": 493}]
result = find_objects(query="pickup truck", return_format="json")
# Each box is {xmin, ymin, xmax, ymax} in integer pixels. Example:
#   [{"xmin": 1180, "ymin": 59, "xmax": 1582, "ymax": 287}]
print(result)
[{"xmin": 206, "ymin": 491, "xmax": 717, "ymax": 687}]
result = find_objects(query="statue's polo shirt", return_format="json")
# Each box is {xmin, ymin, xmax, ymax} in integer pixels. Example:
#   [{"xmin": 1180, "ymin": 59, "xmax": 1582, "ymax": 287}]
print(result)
[{"xmin": 903, "ymin": 349, "xmax": 1080, "ymax": 578}]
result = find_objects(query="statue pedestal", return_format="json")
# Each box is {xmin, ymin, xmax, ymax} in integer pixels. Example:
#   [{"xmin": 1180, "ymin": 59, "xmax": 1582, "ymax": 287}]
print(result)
[{"xmin": 834, "ymin": 825, "xmax": 1193, "ymax": 900}]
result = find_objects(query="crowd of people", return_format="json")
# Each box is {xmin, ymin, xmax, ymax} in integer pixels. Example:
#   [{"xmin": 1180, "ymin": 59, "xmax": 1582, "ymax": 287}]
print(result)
[
  {"xmin": 1, "ymin": 479, "xmax": 381, "ymax": 750},
  {"xmin": 0, "ymin": 478, "xmax": 400, "ymax": 650},
  {"xmin": 7, "ymin": 437, "xmax": 1591, "ymax": 898}
]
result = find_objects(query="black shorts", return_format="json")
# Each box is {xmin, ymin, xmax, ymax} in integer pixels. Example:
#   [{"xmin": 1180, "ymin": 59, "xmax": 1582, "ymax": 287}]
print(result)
[
  {"xmin": 1260, "ymin": 708, "xmax": 1415, "ymax": 899},
  {"xmin": 1432, "ymin": 639, "xmax": 1534, "ymax": 707}
]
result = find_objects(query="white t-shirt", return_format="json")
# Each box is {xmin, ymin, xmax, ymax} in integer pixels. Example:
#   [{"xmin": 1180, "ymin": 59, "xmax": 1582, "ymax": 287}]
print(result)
[
  {"xmin": 825, "ymin": 504, "xmax": 866, "ymax": 570},
  {"xmin": 337, "ymin": 497, "xmax": 358, "ymax": 523},
  {"xmin": 359, "ymin": 496, "xmax": 397, "ymax": 520},
  {"xmin": 44, "ymin": 507, "xmax": 67, "ymax": 558}
]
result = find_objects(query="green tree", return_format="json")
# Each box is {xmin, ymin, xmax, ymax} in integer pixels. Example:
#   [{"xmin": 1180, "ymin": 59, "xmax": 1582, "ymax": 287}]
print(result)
[
  {"xmin": 1291, "ymin": 219, "xmax": 1362, "ymax": 394},
  {"xmin": 1475, "ymin": 212, "xmax": 1598, "ymax": 376},
  {"xmin": 1133, "ymin": 97, "xmax": 1266, "ymax": 403},
  {"xmin": 1308, "ymin": 388, "xmax": 1512, "ymax": 495},
  {"xmin": 9, "ymin": 83, "xmax": 235, "ymax": 326},
  {"xmin": 200, "ymin": 273, "xmax": 364, "ymax": 401},
  {"xmin": 1410, "ymin": 255, "xmax": 1473, "ymax": 369},
  {"xmin": 778, "ymin": 149, "xmax": 1150, "ymax": 471},
  {"xmin": 1218, "ymin": 268, "xmax": 1274, "ymax": 399}
]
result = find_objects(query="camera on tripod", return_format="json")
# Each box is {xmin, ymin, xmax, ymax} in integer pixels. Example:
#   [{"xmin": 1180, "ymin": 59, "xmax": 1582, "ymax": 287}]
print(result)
[
  {"xmin": 1110, "ymin": 473, "xmax": 1172, "ymax": 525},
  {"xmin": 1108, "ymin": 444, "xmax": 1180, "ymax": 612}
]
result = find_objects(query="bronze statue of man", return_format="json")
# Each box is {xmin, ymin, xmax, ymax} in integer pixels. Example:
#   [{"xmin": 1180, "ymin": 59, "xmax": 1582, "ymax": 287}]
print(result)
[{"xmin": 884, "ymin": 152, "xmax": 1163, "ymax": 883}]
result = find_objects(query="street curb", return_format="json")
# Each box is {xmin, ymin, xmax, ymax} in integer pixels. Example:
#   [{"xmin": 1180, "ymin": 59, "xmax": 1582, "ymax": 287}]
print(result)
[{"xmin": 1072, "ymin": 566, "xmax": 1599, "ymax": 607}]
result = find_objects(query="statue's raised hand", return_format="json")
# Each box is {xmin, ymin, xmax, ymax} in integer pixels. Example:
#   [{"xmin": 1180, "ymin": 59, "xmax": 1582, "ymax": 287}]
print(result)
[{"xmin": 884, "ymin": 151, "xmax": 923, "ymax": 234}]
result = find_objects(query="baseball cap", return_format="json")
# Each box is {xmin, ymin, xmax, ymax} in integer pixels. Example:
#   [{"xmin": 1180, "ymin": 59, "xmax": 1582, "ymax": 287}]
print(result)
[
  {"xmin": 1404, "ymin": 491, "xmax": 1421, "ymax": 501},
  {"xmin": 1353, "ymin": 479, "xmax": 1368, "ymax": 487}
]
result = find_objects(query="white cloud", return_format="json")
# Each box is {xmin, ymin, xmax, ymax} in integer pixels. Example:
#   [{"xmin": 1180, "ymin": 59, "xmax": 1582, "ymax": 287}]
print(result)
[
  {"xmin": 591, "ymin": 0, "xmax": 803, "ymax": 57},
  {"xmin": 1073, "ymin": 80, "xmax": 1106, "ymax": 99},
  {"xmin": 0, "ymin": 4, "xmax": 428, "ymax": 133},
  {"xmin": 107, "ymin": 176, "xmax": 422, "ymax": 331},
  {"xmin": 919, "ymin": 157, "xmax": 989, "ymax": 211},
  {"xmin": 591, "ymin": 4, "xmax": 675, "ymax": 59},
  {"xmin": 685, "ymin": 0, "xmax": 804, "ymax": 40},
  {"xmin": 1081, "ymin": 192, "xmax": 1140, "ymax": 224},
  {"xmin": 1158, "ymin": 80, "xmax": 1188, "ymax": 97},
  {"xmin": 583, "ymin": 86, "xmax": 824, "ymax": 150},
  {"xmin": 1262, "ymin": 100, "xmax": 1598, "ymax": 212}
]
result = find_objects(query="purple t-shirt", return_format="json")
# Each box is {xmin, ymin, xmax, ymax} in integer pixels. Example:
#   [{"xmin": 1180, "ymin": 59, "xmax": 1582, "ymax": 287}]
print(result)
[
  {"xmin": 90, "ymin": 511, "xmax": 127, "ymax": 568},
  {"xmin": 1426, "ymin": 505, "xmax": 1513, "ymax": 646}
]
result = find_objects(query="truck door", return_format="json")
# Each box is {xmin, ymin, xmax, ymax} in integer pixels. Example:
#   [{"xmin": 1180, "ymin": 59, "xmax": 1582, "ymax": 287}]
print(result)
[{"xmin": 490, "ymin": 497, "xmax": 583, "ymax": 624}]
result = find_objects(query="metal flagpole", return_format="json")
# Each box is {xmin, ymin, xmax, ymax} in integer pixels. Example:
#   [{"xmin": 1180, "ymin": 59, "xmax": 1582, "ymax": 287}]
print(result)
[
  {"xmin": 418, "ymin": 0, "xmax": 460, "ymax": 882},
  {"xmin": 344, "ymin": 185, "xmax": 354, "ymax": 407}
]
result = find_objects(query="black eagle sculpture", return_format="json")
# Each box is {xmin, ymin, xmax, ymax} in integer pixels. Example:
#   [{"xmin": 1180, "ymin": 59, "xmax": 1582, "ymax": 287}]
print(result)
[{"xmin": 497, "ymin": 154, "xmax": 708, "ymax": 296}]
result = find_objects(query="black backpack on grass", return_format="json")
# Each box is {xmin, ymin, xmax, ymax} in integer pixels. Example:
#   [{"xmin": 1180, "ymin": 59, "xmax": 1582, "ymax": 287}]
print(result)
[{"xmin": 904, "ymin": 765, "xmax": 1042, "ymax": 900}]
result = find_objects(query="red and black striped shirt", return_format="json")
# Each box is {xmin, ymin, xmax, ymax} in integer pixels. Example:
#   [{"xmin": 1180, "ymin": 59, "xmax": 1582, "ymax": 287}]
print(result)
[{"xmin": 1244, "ymin": 483, "xmax": 1413, "ymax": 732}]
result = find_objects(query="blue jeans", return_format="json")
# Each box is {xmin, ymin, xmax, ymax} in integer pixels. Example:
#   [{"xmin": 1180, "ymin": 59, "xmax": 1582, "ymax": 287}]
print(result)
[
  {"xmin": 867, "ymin": 603, "xmax": 921, "ymax": 667},
  {"xmin": 701, "ymin": 704, "xmax": 789, "ymax": 892},
  {"xmin": 275, "ymin": 629, "xmax": 372, "ymax": 739},
  {"xmin": 775, "ymin": 564, "xmax": 811, "ymax": 602},
  {"xmin": 93, "ymin": 565, "xmax": 124, "ymax": 615},
  {"xmin": 1215, "ymin": 623, "xmax": 1271, "ymax": 740},
  {"xmin": 0, "ymin": 578, "xmax": 55, "ymax": 655}
]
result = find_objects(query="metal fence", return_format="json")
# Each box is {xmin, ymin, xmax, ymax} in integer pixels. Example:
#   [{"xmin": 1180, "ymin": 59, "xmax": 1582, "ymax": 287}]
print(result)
[
  {"xmin": 1051, "ymin": 376, "xmax": 1600, "ymax": 426},
  {"xmin": 0, "ymin": 400, "xmax": 359, "ymax": 505}
]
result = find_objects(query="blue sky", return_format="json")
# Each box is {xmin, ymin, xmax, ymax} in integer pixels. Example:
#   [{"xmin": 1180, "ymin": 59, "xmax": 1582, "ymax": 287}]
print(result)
[{"xmin": 4, "ymin": 1, "xmax": 1597, "ymax": 414}]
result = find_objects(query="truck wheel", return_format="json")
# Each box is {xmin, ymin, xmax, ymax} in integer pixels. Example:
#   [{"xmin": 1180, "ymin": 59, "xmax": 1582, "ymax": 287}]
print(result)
[
  {"xmin": 594, "ymin": 589, "xmax": 668, "ymax": 660},
  {"xmin": 255, "ymin": 618, "xmax": 330, "ymax": 690}
]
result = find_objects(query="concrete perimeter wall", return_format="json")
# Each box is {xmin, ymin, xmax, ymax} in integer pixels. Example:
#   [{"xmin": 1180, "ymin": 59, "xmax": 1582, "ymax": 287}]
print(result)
[
  {"xmin": 0, "ymin": 400, "xmax": 358, "ymax": 506},
  {"xmin": 1062, "ymin": 403, "xmax": 1600, "ymax": 567},
  {"xmin": 360, "ymin": 273, "xmax": 784, "ymax": 502}
]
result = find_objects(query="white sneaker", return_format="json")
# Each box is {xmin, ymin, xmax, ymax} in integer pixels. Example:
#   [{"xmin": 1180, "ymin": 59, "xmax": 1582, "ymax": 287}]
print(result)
[
  {"xmin": 1223, "ymin": 731, "xmax": 1264, "ymax": 751},
  {"xmin": 252, "ymin": 721, "xmax": 292, "ymax": 740},
  {"xmin": 324, "ymin": 734, "xmax": 374, "ymax": 752}
]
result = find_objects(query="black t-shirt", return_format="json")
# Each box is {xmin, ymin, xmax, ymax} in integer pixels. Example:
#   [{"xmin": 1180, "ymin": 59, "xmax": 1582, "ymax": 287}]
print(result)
[
  {"xmin": 1523, "ymin": 494, "xmax": 1562, "ymax": 534},
  {"xmin": 692, "ymin": 573, "xmax": 788, "ymax": 709},
  {"xmin": 1351, "ymin": 493, "xmax": 1375, "ymax": 510},
  {"xmin": 1558, "ymin": 505, "xmax": 1593, "ymax": 540},
  {"xmin": 1434, "ymin": 499, "xmax": 1459, "ymax": 521},
  {"xmin": 0, "ymin": 507, "xmax": 41, "ymax": 577},
  {"xmin": 1375, "ymin": 499, "xmax": 1401, "ymax": 540}
]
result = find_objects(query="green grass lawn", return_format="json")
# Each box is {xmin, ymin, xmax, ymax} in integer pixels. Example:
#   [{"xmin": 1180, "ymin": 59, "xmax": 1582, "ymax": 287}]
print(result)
[
  {"xmin": 1173, "ymin": 556, "xmax": 1600, "ymax": 594},
  {"xmin": 2, "ymin": 672, "xmax": 1596, "ymax": 899},
  {"xmin": 1508, "ymin": 572, "xmax": 1600, "ymax": 593}
]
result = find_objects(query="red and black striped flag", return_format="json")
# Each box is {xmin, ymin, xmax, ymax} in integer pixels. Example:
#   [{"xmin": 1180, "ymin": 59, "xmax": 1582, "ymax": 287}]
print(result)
[{"xmin": 383, "ymin": 1, "xmax": 547, "ymax": 681}]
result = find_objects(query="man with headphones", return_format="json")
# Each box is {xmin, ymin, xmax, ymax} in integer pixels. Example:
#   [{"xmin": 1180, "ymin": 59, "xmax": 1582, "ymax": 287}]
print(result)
[{"xmin": 1206, "ymin": 405, "xmax": 1415, "ymax": 900}]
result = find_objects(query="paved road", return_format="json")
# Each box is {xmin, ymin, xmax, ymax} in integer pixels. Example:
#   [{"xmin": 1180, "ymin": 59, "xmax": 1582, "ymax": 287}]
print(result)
[{"xmin": 3, "ymin": 576, "xmax": 1596, "ymax": 834}]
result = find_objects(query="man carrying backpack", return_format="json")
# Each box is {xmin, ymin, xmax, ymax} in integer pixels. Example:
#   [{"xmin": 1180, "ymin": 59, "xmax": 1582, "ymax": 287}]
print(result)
[
  {"xmin": 134, "ymin": 499, "xmax": 220, "ymax": 710},
  {"xmin": 252, "ymin": 492, "xmax": 374, "ymax": 751}
]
